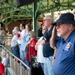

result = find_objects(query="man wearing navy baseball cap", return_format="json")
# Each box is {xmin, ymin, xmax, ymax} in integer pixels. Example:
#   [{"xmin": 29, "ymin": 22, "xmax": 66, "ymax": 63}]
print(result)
[
  {"xmin": 52, "ymin": 12, "xmax": 75, "ymax": 26},
  {"xmin": 50, "ymin": 13, "xmax": 75, "ymax": 75}
]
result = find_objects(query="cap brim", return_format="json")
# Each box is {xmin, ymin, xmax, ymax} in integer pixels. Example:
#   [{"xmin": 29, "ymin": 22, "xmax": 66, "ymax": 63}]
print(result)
[
  {"xmin": 73, "ymin": 21, "xmax": 75, "ymax": 25},
  {"xmin": 51, "ymin": 19, "xmax": 60, "ymax": 26},
  {"xmin": 52, "ymin": 19, "xmax": 63, "ymax": 26}
]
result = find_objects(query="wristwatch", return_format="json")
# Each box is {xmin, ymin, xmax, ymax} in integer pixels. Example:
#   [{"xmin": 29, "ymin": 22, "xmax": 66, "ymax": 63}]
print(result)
[{"xmin": 52, "ymin": 56, "xmax": 55, "ymax": 59}]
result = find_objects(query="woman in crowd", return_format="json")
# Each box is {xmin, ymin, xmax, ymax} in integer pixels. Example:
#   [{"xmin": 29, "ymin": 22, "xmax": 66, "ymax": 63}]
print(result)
[{"xmin": 24, "ymin": 31, "xmax": 37, "ymax": 66}]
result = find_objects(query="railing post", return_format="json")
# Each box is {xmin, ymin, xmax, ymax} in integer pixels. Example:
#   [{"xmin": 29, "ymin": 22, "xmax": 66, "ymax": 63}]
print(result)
[{"xmin": 20, "ymin": 63, "xmax": 22, "ymax": 75}]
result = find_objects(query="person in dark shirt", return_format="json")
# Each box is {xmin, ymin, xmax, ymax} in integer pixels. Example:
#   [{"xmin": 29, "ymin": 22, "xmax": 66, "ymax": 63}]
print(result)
[
  {"xmin": 38, "ymin": 24, "xmax": 43, "ymax": 38},
  {"xmin": 39, "ymin": 13, "xmax": 54, "ymax": 75}
]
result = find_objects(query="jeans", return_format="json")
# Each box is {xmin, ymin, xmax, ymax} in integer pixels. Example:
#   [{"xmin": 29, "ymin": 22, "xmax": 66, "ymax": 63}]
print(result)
[
  {"xmin": 40, "ymin": 63, "xmax": 44, "ymax": 72},
  {"xmin": 11, "ymin": 46, "xmax": 20, "ymax": 58},
  {"xmin": 20, "ymin": 50, "xmax": 29, "ymax": 66},
  {"xmin": 44, "ymin": 56, "xmax": 54, "ymax": 75}
]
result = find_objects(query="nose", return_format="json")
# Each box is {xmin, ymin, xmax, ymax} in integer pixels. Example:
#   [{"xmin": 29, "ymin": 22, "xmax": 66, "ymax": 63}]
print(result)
[
  {"xmin": 56, "ymin": 26, "xmax": 58, "ymax": 29},
  {"xmin": 56, "ymin": 25, "xmax": 60, "ymax": 29}
]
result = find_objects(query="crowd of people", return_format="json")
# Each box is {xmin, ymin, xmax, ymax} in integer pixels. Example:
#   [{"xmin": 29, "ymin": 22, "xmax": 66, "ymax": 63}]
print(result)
[{"xmin": 0, "ymin": 12, "xmax": 74, "ymax": 75}]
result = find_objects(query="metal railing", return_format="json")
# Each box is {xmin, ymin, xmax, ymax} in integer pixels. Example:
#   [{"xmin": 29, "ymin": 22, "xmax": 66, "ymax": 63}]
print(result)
[{"xmin": 0, "ymin": 45, "xmax": 31, "ymax": 75}]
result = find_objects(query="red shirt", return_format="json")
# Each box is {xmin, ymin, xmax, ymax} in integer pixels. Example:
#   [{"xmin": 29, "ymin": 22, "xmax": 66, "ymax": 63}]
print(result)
[
  {"xmin": 26, "ymin": 38, "xmax": 37, "ymax": 62},
  {"xmin": 17, "ymin": 33, "xmax": 20, "ymax": 38},
  {"xmin": 0, "ymin": 63, "xmax": 4, "ymax": 74}
]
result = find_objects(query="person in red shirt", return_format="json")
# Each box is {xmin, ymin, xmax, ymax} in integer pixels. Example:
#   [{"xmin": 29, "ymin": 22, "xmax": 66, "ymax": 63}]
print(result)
[
  {"xmin": 0, "ymin": 62, "xmax": 4, "ymax": 75},
  {"xmin": 24, "ymin": 31, "xmax": 37, "ymax": 66}
]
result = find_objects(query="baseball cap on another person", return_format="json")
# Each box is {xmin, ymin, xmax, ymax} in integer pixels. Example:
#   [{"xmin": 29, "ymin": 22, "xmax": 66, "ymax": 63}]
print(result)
[
  {"xmin": 52, "ymin": 13, "xmax": 75, "ymax": 26},
  {"xmin": 0, "ymin": 63, "xmax": 4, "ymax": 74}
]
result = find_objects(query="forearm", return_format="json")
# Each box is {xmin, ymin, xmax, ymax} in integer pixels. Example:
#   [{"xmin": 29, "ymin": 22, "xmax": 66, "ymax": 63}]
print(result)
[
  {"xmin": 15, "ymin": 43, "xmax": 18, "ymax": 46},
  {"xmin": 35, "ymin": 43, "xmax": 38, "ymax": 50},
  {"xmin": 50, "ymin": 36, "xmax": 56, "ymax": 49},
  {"xmin": 53, "ymin": 47, "xmax": 56, "ymax": 58},
  {"xmin": 39, "ymin": 40, "xmax": 45, "ymax": 45}
]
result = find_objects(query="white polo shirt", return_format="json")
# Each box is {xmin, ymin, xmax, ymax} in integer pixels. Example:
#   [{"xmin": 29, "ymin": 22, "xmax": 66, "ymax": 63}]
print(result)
[{"xmin": 11, "ymin": 35, "xmax": 18, "ymax": 47}]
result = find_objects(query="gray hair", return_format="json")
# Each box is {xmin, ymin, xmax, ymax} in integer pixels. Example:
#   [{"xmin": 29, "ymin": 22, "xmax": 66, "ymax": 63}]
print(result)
[
  {"xmin": 44, "ymin": 13, "xmax": 54, "ymax": 21},
  {"xmin": 1, "ymin": 50, "xmax": 7, "ymax": 56}
]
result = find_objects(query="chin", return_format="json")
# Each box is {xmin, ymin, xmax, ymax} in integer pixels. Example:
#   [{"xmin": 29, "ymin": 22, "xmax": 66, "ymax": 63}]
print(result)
[{"xmin": 57, "ymin": 34, "xmax": 61, "ymax": 37}]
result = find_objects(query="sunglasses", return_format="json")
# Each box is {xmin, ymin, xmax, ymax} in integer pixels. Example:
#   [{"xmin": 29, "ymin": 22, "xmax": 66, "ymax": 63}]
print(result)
[{"xmin": 56, "ymin": 23, "xmax": 64, "ymax": 27}]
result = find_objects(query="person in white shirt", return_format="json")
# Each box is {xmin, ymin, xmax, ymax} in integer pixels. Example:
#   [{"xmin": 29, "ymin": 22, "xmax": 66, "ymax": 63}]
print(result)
[
  {"xmin": 13, "ymin": 26, "xmax": 21, "ymax": 48},
  {"xmin": 35, "ymin": 25, "xmax": 47, "ymax": 71},
  {"xmin": 1, "ymin": 50, "xmax": 8, "ymax": 67},
  {"xmin": 1, "ymin": 50, "xmax": 9, "ymax": 74},
  {"xmin": 11, "ymin": 29, "xmax": 19, "ymax": 58},
  {"xmin": 19, "ymin": 23, "xmax": 26, "ymax": 64}
]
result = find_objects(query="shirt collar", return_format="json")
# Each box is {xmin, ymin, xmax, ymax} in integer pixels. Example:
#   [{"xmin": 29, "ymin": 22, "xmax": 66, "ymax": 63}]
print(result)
[
  {"xmin": 63, "ymin": 29, "xmax": 75, "ymax": 43},
  {"xmin": 46, "ymin": 25, "xmax": 54, "ymax": 32}
]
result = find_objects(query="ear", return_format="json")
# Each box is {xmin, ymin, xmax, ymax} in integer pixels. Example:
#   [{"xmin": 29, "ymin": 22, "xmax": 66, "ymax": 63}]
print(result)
[{"xmin": 68, "ymin": 24, "xmax": 73, "ymax": 30}]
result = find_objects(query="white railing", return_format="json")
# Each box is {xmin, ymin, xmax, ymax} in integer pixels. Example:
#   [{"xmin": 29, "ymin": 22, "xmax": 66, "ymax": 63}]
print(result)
[{"xmin": 0, "ymin": 45, "xmax": 31, "ymax": 75}]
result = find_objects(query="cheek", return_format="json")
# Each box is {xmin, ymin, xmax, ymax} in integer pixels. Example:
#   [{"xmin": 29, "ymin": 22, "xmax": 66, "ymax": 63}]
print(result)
[
  {"xmin": 20, "ymin": 28, "xmax": 22, "ymax": 30},
  {"xmin": 57, "ymin": 27, "xmax": 69, "ymax": 36},
  {"xmin": 44, "ymin": 21, "xmax": 46, "ymax": 25},
  {"xmin": 57, "ymin": 28, "xmax": 64, "ymax": 35}
]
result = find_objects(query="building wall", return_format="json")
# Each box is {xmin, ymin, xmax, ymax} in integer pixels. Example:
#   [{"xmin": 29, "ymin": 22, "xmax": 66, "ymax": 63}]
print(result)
[{"xmin": 8, "ymin": 21, "xmax": 20, "ymax": 34}]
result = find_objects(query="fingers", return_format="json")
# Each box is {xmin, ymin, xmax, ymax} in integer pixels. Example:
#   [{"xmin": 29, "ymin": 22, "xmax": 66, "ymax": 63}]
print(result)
[
  {"xmin": 52, "ymin": 59, "xmax": 55, "ymax": 66},
  {"xmin": 52, "ymin": 26, "xmax": 57, "ymax": 38}
]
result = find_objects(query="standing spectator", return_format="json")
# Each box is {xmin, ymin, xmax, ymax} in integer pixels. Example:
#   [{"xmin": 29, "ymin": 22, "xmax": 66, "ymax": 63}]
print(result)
[
  {"xmin": 1, "ymin": 50, "xmax": 9, "ymax": 74},
  {"xmin": 19, "ymin": 23, "xmax": 26, "ymax": 64},
  {"xmin": 39, "ymin": 13, "xmax": 54, "ymax": 75},
  {"xmin": 23, "ymin": 24, "xmax": 32, "ymax": 66},
  {"xmin": 25, "ymin": 31, "xmax": 37, "ymax": 66},
  {"xmin": 38, "ymin": 24, "xmax": 43, "ymax": 38},
  {"xmin": 1, "ymin": 50, "xmax": 8, "ymax": 67},
  {"xmin": 50, "ymin": 13, "xmax": 75, "ymax": 75},
  {"xmin": 14, "ymin": 26, "xmax": 21, "ymax": 34},
  {"xmin": 14, "ymin": 26, "xmax": 21, "ymax": 49},
  {"xmin": 35, "ymin": 25, "xmax": 47, "ymax": 71},
  {"xmin": 11, "ymin": 29, "xmax": 19, "ymax": 58}
]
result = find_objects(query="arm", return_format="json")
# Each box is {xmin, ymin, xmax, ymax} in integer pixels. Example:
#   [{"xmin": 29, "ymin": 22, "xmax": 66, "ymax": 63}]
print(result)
[
  {"xmin": 35, "ymin": 40, "xmax": 42, "ymax": 50},
  {"xmin": 24, "ymin": 41, "xmax": 30, "ymax": 51},
  {"xmin": 50, "ymin": 26, "xmax": 57, "ymax": 49},
  {"xmin": 35, "ymin": 37, "xmax": 44, "ymax": 50},
  {"xmin": 50, "ymin": 26, "xmax": 57, "ymax": 66},
  {"xmin": 52, "ymin": 48, "xmax": 56, "ymax": 66},
  {"xmin": 15, "ymin": 42, "xmax": 18, "ymax": 46},
  {"xmin": 35, "ymin": 42, "xmax": 38, "ymax": 51}
]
